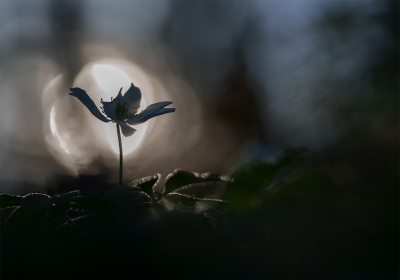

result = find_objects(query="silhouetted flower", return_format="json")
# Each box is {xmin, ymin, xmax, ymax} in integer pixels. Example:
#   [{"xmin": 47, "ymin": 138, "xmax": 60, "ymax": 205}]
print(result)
[{"xmin": 69, "ymin": 83, "xmax": 175, "ymax": 136}]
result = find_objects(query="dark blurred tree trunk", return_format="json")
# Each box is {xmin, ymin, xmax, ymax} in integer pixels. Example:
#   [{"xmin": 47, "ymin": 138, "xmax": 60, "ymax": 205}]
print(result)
[
  {"xmin": 48, "ymin": 1, "xmax": 85, "ymax": 86},
  {"xmin": 209, "ymin": 58, "xmax": 267, "ymax": 143}
]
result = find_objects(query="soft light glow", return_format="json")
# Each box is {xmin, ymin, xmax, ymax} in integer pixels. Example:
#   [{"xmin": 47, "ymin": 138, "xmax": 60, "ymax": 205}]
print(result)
[
  {"xmin": 91, "ymin": 64, "xmax": 148, "ymax": 155},
  {"xmin": 92, "ymin": 64, "xmax": 131, "ymax": 94},
  {"xmin": 50, "ymin": 106, "xmax": 70, "ymax": 154}
]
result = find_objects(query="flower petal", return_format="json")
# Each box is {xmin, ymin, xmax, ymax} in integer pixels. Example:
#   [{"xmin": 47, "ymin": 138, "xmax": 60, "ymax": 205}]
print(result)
[
  {"xmin": 127, "ymin": 102, "xmax": 175, "ymax": 125},
  {"xmin": 114, "ymin": 88, "xmax": 123, "ymax": 103},
  {"xmin": 102, "ymin": 101, "xmax": 116, "ymax": 120},
  {"xmin": 142, "ymin": 101, "xmax": 173, "ymax": 115},
  {"xmin": 115, "ymin": 120, "xmax": 136, "ymax": 137},
  {"xmin": 123, "ymin": 83, "xmax": 142, "ymax": 114},
  {"xmin": 69, "ymin": 88, "xmax": 110, "ymax": 122}
]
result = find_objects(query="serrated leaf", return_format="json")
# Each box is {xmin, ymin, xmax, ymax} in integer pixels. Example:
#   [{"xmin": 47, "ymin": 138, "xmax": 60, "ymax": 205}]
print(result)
[
  {"xmin": 163, "ymin": 169, "xmax": 229, "ymax": 195},
  {"xmin": 19, "ymin": 193, "xmax": 57, "ymax": 215},
  {"xmin": 54, "ymin": 215, "xmax": 104, "ymax": 236},
  {"xmin": 53, "ymin": 190, "xmax": 81, "ymax": 214},
  {"xmin": 130, "ymin": 174, "xmax": 161, "ymax": 198},
  {"xmin": 73, "ymin": 196, "xmax": 119, "ymax": 216},
  {"xmin": 165, "ymin": 193, "xmax": 227, "ymax": 208},
  {"xmin": 57, "ymin": 190, "xmax": 80, "ymax": 203},
  {"xmin": 179, "ymin": 195, "xmax": 198, "ymax": 207},
  {"xmin": 49, "ymin": 215, "xmax": 109, "ymax": 247},
  {"xmin": 5, "ymin": 207, "xmax": 26, "ymax": 229},
  {"xmin": 0, "ymin": 194, "xmax": 22, "ymax": 209}
]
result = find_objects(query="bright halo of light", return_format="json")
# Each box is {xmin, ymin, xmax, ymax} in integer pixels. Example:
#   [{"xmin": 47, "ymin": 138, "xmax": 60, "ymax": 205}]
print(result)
[
  {"xmin": 91, "ymin": 64, "xmax": 148, "ymax": 155},
  {"xmin": 92, "ymin": 64, "xmax": 131, "ymax": 93},
  {"xmin": 50, "ymin": 106, "xmax": 70, "ymax": 154}
]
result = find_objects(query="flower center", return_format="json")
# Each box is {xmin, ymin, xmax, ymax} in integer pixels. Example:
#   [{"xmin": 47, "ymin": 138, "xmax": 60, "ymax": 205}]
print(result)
[{"xmin": 115, "ymin": 99, "xmax": 129, "ymax": 120}]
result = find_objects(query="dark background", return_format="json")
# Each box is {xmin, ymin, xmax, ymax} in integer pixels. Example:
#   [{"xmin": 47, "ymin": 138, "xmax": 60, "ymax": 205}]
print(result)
[{"xmin": 1, "ymin": 1, "xmax": 397, "ymax": 192}]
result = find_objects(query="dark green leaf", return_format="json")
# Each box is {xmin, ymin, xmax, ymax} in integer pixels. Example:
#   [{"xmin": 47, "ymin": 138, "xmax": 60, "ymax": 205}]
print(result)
[
  {"xmin": 264, "ymin": 147, "xmax": 311, "ymax": 190},
  {"xmin": 50, "ymin": 215, "xmax": 109, "ymax": 247},
  {"xmin": 263, "ymin": 171, "xmax": 336, "ymax": 207},
  {"xmin": 52, "ymin": 191, "xmax": 80, "ymax": 214},
  {"xmin": 227, "ymin": 163, "xmax": 278, "ymax": 214},
  {"xmin": 57, "ymin": 190, "xmax": 80, "ymax": 203},
  {"xmin": 54, "ymin": 215, "xmax": 107, "ymax": 235},
  {"xmin": 276, "ymin": 147, "xmax": 309, "ymax": 167},
  {"xmin": 163, "ymin": 169, "xmax": 229, "ymax": 195},
  {"xmin": 130, "ymin": 174, "xmax": 160, "ymax": 198},
  {"xmin": 61, "ymin": 215, "xmax": 108, "ymax": 229},
  {"xmin": 73, "ymin": 196, "xmax": 120, "ymax": 216},
  {"xmin": 154, "ymin": 191, "xmax": 163, "ymax": 199},
  {"xmin": 203, "ymin": 208, "xmax": 228, "ymax": 220},
  {"xmin": 0, "ymin": 194, "xmax": 22, "ymax": 209},
  {"xmin": 165, "ymin": 193, "xmax": 227, "ymax": 208},
  {"xmin": 151, "ymin": 203, "xmax": 169, "ymax": 219},
  {"xmin": 226, "ymin": 148, "xmax": 310, "ymax": 214},
  {"xmin": 47, "ymin": 205, "xmax": 63, "ymax": 220},
  {"xmin": 164, "ymin": 193, "xmax": 181, "ymax": 205},
  {"xmin": 203, "ymin": 208, "xmax": 228, "ymax": 228},
  {"xmin": 197, "ymin": 197, "xmax": 228, "ymax": 207},
  {"xmin": 135, "ymin": 202, "xmax": 153, "ymax": 214},
  {"xmin": 5, "ymin": 207, "xmax": 26, "ymax": 229},
  {"xmin": 50, "ymin": 215, "xmax": 88, "ymax": 245},
  {"xmin": 19, "ymin": 193, "xmax": 57, "ymax": 214},
  {"xmin": 179, "ymin": 195, "xmax": 198, "ymax": 207}
]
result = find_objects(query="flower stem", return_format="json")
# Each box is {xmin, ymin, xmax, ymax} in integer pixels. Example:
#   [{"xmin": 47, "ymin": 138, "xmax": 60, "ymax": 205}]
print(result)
[{"xmin": 116, "ymin": 124, "xmax": 123, "ymax": 186}]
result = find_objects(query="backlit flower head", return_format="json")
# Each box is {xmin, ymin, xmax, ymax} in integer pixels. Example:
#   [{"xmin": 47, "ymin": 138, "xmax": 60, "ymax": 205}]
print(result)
[{"xmin": 69, "ymin": 83, "xmax": 175, "ymax": 137}]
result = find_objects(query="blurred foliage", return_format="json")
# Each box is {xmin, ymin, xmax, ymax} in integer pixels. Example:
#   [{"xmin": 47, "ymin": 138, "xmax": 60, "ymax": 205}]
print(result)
[
  {"xmin": 227, "ymin": 147, "xmax": 308, "ymax": 213},
  {"xmin": 1, "ymin": 147, "xmax": 397, "ymax": 279}
]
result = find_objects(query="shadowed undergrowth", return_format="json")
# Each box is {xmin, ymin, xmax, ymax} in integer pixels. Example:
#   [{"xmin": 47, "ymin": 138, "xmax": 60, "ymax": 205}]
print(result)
[{"xmin": 0, "ymin": 148, "xmax": 397, "ymax": 280}]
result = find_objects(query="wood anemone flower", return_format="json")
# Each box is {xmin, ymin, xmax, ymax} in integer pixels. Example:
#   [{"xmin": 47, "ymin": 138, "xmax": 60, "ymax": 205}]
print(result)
[{"xmin": 69, "ymin": 83, "xmax": 175, "ymax": 136}]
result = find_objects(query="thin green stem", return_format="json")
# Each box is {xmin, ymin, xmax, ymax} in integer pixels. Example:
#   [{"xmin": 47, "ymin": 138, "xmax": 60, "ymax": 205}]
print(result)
[{"xmin": 116, "ymin": 124, "xmax": 123, "ymax": 186}]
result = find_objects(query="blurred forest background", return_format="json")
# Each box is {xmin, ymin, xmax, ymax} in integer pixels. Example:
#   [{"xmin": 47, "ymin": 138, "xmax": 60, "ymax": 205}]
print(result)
[
  {"xmin": 0, "ymin": 1, "xmax": 398, "ymax": 279},
  {"xmin": 1, "ymin": 1, "xmax": 397, "ymax": 194}
]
